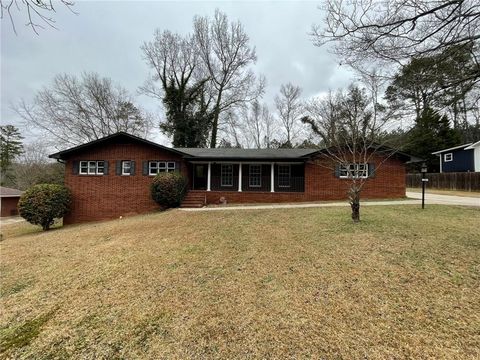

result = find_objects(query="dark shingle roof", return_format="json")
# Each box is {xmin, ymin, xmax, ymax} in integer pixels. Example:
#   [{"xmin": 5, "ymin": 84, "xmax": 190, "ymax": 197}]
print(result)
[
  {"xmin": 173, "ymin": 148, "xmax": 319, "ymax": 160},
  {"xmin": 0, "ymin": 186, "xmax": 23, "ymax": 197},
  {"xmin": 49, "ymin": 132, "xmax": 185, "ymax": 160}
]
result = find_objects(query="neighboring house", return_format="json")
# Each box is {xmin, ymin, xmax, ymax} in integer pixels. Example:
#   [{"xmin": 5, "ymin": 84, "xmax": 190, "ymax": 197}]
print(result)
[
  {"xmin": 0, "ymin": 187, "xmax": 23, "ymax": 217},
  {"xmin": 49, "ymin": 132, "xmax": 416, "ymax": 224},
  {"xmin": 432, "ymin": 141, "xmax": 480, "ymax": 173}
]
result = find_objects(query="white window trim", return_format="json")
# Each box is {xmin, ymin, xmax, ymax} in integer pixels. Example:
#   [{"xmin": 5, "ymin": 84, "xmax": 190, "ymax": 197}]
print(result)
[
  {"xmin": 121, "ymin": 160, "xmax": 131, "ymax": 176},
  {"xmin": 79, "ymin": 160, "xmax": 104, "ymax": 175},
  {"xmin": 278, "ymin": 164, "xmax": 291, "ymax": 188},
  {"xmin": 148, "ymin": 161, "xmax": 176, "ymax": 176},
  {"xmin": 444, "ymin": 153, "xmax": 453, "ymax": 162},
  {"xmin": 249, "ymin": 164, "xmax": 262, "ymax": 187},
  {"xmin": 339, "ymin": 163, "xmax": 368, "ymax": 179},
  {"xmin": 221, "ymin": 164, "xmax": 234, "ymax": 187}
]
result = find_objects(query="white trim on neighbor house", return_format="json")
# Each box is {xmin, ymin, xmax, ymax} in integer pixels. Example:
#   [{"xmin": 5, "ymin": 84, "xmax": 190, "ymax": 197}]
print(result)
[
  {"xmin": 79, "ymin": 161, "xmax": 104, "ymax": 175},
  {"xmin": 473, "ymin": 146, "xmax": 480, "ymax": 172},
  {"xmin": 432, "ymin": 143, "xmax": 472, "ymax": 155},
  {"xmin": 444, "ymin": 153, "xmax": 453, "ymax": 162}
]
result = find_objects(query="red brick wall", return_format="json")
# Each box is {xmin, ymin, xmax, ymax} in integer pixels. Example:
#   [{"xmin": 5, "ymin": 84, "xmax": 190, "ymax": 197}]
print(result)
[
  {"xmin": 1, "ymin": 197, "xmax": 20, "ymax": 217},
  {"xmin": 204, "ymin": 154, "xmax": 405, "ymax": 204},
  {"xmin": 63, "ymin": 141, "xmax": 188, "ymax": 224}
]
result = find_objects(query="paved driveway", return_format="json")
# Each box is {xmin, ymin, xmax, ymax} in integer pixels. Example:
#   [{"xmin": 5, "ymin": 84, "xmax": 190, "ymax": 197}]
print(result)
[
  {"xmin": 406, "ymin": 191, "xmax": 480, "ymax": 207},
  {"xmin": 0, "ymin": 216, "xmax": 25, "ymax": 225}
]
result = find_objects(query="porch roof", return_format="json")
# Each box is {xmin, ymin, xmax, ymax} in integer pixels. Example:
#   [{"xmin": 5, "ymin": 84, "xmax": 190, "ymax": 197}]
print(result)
[{"xmin": 173, "ymin": 148, "xmax": 318, "ymax": 161}]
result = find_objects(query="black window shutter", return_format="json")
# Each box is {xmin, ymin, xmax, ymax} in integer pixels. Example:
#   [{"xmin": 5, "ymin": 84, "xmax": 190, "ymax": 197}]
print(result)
[
  {"xmin": 142, "ymin": 161, "xmax": 149, "ymax": 176},
  {"xmin": 175, "ymin": 161, "xmax": 181, "ymax": 172},
  {"xmin": 116, "ymin": 161, "xmax": 122, "ymax": 175},
  {"xmin": 130, "ymin": 161, "xmax": 136, "ymax": 175},
  {"xmin": 334, "ymin": 164, "xmax": 340, "ymax": 178},
  {"xmin": 72, "ymin": 160, "xmax": 79, "ymax": 175},
  {"xmin": 368, "ymin": 163, "xmax": 376, "ymax": 178},
  {"xmin": 103, "ymin": 160, "xmax": 109, "ymax": 175}
]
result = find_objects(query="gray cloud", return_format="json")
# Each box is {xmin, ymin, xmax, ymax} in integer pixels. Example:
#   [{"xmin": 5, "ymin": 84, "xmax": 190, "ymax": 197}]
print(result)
[{"xmin": 1, "ymin": 1, "xmax": 355, "ymax": 146}]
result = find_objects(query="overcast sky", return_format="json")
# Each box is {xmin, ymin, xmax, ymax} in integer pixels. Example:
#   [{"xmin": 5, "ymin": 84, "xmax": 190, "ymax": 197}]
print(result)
[{"xmin": 1, "ymin": 1, "xmax": 355, "ymax": 146}]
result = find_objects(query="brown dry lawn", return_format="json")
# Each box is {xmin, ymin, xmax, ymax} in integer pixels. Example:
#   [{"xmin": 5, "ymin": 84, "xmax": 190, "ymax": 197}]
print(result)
[{"xmin": 1, "ymin": 205, "xmax": 479, "ymax": 359}]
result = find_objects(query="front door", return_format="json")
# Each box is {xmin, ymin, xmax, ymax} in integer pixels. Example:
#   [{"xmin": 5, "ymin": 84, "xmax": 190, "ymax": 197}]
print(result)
[{"xmin": 193, "ymin": 164, "xmax": 208, "ymax": 190}]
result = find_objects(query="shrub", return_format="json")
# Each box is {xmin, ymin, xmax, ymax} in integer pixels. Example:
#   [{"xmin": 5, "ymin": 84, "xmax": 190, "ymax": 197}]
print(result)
[
  {"xmin": 151, "ymin": 172, "xmax": 187, "ymax": 208},
  {"xmin": 18, "ymin": 184, "xmax": 71, "ymax": 230}
]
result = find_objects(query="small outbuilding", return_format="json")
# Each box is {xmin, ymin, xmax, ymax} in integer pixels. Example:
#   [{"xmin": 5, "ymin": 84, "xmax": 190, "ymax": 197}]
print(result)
[{"xmin": 0, "ymin": 186, "xmax": 23, "ymax": 217}]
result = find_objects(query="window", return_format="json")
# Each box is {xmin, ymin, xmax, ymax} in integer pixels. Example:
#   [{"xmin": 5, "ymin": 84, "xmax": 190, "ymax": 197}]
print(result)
[
  {"xmin": 278, "ymin": 165, "xmax": 291, "ymax": 187},
  {"xmin": 221, "ymin": 164, "xmax": 233, "ymax": 186},
  {"xmin": 339, "ymin": 163, "xmax": 368, "ymax": 179},
  {"xmin": 122, "ymin": 161, "xmax": 131, "ymax": 175},
  {"xmin": 249, "ymin": 165, "xmax": 262, "ymax": 187},
  {"xmin": 79, "ymin": 161, "xmax": 104, "ymax": 175},
  {"xmin": 149, "ymin": 161, "xmax": 176, "ymax": 175},
  {"xmin": 444, "ymin": 153, "xmax": 453, "ymax": 162}
]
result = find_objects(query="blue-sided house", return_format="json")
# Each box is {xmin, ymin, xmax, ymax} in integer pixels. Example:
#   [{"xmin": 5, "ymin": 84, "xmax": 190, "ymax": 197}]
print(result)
[{"xmin": 432, "ymin": 141, "xmax": 480, "ymax": 173}]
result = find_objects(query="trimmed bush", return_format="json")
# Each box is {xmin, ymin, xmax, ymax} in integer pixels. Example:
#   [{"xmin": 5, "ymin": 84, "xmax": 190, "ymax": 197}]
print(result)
[
  {"xmin": 151, "ymin": 172, "xmax": 187, "ymax": 208},
  {"xmin": 18, "ymin": 184, "xmax": 71, "ymax": 231}
]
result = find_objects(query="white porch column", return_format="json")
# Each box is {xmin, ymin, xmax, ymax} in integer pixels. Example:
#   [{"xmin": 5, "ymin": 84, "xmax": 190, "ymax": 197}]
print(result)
[
  {"xmin": 270, "ymin": 163, "xmax": 275, "ymax": 192},
  {"xmin": 238, "ymin": 163, "xmax": 242, "ymax": 192},
  {"xmin": 207, "ymin": 162, "xmax": 211, "ymax": 191}
]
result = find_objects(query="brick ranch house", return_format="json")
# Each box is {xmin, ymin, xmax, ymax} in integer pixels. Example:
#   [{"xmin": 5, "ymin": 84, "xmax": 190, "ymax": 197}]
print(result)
[{"xmin": 49, "ymin": 132, "xmax": 416, "ymax": 224}]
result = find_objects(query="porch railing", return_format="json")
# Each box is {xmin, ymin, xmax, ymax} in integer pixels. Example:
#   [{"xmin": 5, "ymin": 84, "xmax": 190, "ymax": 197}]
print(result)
[{"xmin": 209, "ymin": 176, "xmax": 304, "ymax": 192}]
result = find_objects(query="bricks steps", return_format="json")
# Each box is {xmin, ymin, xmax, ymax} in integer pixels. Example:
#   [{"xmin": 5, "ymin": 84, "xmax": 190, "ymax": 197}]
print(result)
[{"xmin": 180, "ymin": 191, "xmax": 206, "ymax": 208}]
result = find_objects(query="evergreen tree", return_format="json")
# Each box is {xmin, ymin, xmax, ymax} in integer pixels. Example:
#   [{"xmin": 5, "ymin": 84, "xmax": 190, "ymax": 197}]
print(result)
[
  {"xmin": 0, "ymin": 125, "xmax": 24, "ymax": 185},
  {"xmin": 404, "ymin": 108, "xmax": 461, "ymax": 172}
]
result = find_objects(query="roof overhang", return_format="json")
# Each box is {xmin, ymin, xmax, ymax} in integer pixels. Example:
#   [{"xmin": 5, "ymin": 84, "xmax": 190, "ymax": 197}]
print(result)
[
  {"xmin": 432, "ymin": 143, "xmax": 473, "ymax": 155},
  {"xmin": 49, "ymin": 132, "xmax": 186, "ymax": 160}
]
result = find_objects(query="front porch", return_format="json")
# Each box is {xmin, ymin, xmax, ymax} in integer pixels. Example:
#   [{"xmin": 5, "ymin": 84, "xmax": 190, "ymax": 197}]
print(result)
[{"xmin": 189, "ymin": 162, "xmax": 305, "ymax": 193}]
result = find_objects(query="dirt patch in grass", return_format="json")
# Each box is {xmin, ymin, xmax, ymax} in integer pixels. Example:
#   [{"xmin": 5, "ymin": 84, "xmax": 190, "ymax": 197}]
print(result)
[{"xmin": 1, "ymin": 206, "xmax": 479, "ymax": 358}]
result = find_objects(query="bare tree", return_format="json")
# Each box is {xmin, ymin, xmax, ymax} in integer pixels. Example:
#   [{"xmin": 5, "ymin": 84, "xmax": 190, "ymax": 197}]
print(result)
[
  {"xmin": 194, "ymin": 9, "xmax": 264, "ymax": 148},
  {"xmin": 12, "ymin": 141, "xmax": 64, "ymax": 190},
  {"xmin": 141, "ymin": 30, "xmax": 213, "ymax": 147},
  {"xmin": 303, "ymin": 85, "xmax": 399, "ymax": 222},
  {"xmin": 14, "ymin": 72, "xmax": 152, "ymax": 148},
  {"xmin": 312, "ymin": 0, "xmax": 480, "ymax": 89},
  {"xmin": 1, "ymin": 0, "xmax": 75, "ymax": 35},
  {"xmin": 274, "ymin": 83, "xmax": 305, "ymax": 147},
  {"xmin": 242, "ymin": 101, "xmax": 279, "ymax": 149}
]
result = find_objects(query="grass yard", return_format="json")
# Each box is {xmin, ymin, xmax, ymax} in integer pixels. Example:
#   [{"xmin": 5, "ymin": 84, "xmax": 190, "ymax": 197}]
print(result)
[{"xmin": 1, "ymin": 205, "xmax": 479, "ymax": 359}]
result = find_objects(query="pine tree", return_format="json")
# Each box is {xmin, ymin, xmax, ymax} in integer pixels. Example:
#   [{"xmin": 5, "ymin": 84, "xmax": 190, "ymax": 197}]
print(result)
[
  {"xmin": 0, "ymin": 125, "xmax": 24, "ymax": 185},
  {"xmin": 404, "ymin": 108, "xmax": 461, "ymax": 172}
]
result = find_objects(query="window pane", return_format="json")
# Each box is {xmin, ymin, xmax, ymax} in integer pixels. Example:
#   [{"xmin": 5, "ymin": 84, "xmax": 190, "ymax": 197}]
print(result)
[
  {"xmin": 278, "ymin": 165, "xmax": 291, "ymax": 187},
  {"xmin": 249, "ymin": 165, "xmax": 261, "ymax": 187},
  {"xmin": 167, "ymin": 162, "xmax": 175, "ymax": 172},
  {"xmin": 122, "ymin": 161, "xmax": 131, "ymax": 175},
  {"xmin": 221, "ymin": 164, "xmax": 233, "ymax": 186}
]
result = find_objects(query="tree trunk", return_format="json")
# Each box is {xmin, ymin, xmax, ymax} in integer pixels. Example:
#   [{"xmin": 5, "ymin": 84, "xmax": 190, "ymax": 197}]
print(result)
[
  {"xmin": 210, "ymin": 90, "xmax": 223, "ymax": 148},
  {"xmin": 348, "ymin": 186, "xmax": 361, "ymax": 223},
  {"xmin": 42, "ymin": 223, "xmax": 50, "ymax": 231}
]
